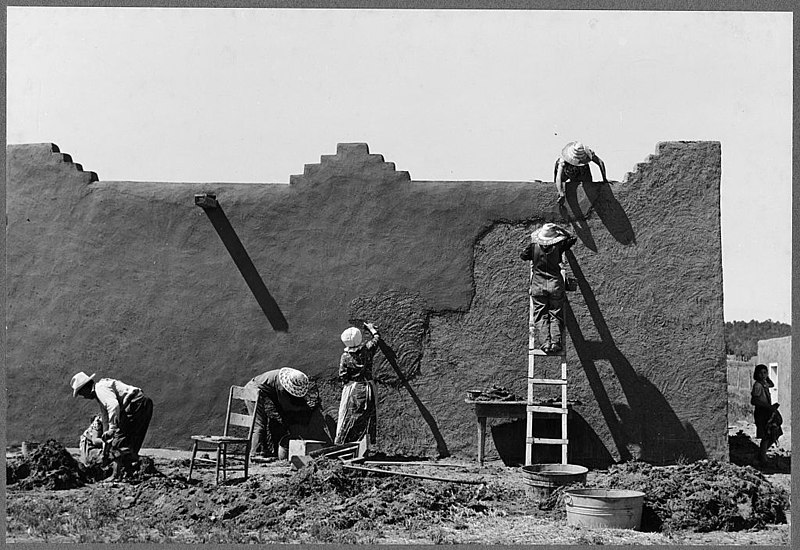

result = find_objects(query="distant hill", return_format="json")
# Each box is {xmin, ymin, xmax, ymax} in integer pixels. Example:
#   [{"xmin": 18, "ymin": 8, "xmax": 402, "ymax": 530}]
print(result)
[{"xmin": 725, "ymin": 320, "xmax": 791, "ymax": 359}]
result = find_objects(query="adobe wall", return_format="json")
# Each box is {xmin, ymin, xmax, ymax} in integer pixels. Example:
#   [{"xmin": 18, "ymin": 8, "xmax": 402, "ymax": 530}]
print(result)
[
  {"xmin": 6, "ymin": 140, "xmax": 727, "ymax": 465},
  {"xmin": 727, "ymin": 356, "xmax": 757, "ymax": 426}
]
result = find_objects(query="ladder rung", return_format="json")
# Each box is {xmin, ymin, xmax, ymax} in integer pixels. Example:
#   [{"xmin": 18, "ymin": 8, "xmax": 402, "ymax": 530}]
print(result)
[
  {"xmin": 529, "ymin": 377, "xmax": 567, "ymax": 385},
  {"xmin": 527, "ymin": 405, "xmax": 568, "ymax": 414},
  {"xmin": 530, "ymin": 349, "xmax": 566, "ymax": 356},
  {"xmin": 527, "ymin": 437, "xmax": 569, "ymax": 445}
]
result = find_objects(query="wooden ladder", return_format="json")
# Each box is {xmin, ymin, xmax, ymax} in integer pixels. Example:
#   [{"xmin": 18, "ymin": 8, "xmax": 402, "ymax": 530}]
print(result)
[{"xmin": 525, "ymin": 246, "xmax": 569, "ymax": 466}]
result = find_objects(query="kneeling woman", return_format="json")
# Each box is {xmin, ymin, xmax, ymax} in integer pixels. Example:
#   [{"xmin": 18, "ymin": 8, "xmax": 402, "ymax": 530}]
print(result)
[{"xmin": 335, "ymin": 322, "xmax": 382, "ymax": 446}]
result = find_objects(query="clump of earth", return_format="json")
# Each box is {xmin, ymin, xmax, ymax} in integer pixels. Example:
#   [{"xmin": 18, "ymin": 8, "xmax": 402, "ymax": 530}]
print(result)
[
  {"xmin": 539, "ymin": 458, "xmax": 790, "ymax": 533},
  {"xmin": 6, "ymin": 439, "xmax": 162, "ymax": 489}
]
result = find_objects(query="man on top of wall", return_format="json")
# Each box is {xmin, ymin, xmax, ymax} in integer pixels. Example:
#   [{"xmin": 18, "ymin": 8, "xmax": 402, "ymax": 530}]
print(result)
[{"xmin": 554, "ymin": 141, "xmax": 609, "ymax": 205}]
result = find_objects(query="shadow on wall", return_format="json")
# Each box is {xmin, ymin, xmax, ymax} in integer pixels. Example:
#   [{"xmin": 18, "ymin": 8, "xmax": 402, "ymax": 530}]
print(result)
[
  {"xmin": 347, "ymin": 297, "xmax": 450, "ymax": 458},
  {"xmin": 559, "ymin": 181, "xmax": 636, "ymax": 252},
  {"xmin": 490, "ymin": 411, "xmax": 615, "ymax": 468},
  {"xmin": 564, "ymin": 250, "xmax": 706, "ymax": 465},
  {"xmin": 196, "ymin": 196, "xmax": 289, "ymax": 332}
]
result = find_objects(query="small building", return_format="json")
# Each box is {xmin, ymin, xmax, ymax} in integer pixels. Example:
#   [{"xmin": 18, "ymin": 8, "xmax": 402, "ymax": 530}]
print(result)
[
  {"xmin": 757, "ymin": 336, "xmax": 791, "ymax": 442},
  {"xmin": 726, "ymin": 336, "xmax": 791, "ymax": 444}
]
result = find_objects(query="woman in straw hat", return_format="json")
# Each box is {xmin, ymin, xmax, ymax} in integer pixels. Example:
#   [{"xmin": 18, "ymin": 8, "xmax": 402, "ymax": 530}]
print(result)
[
  {"xmin": 520, "ymin": 223, "xmax": 577, "ymax": 354},
  {"xmin": 70, "ymin": 371, "xmax": 154, "ymax": 479},
  {"xmin": 335, "ymin": 322, "xmax": 381, "ymax": 446},
  {"xmin": 243, "ymin": 367, "xmax": 321, "ymax": 459},
  {"xmin": 554, "ymin": 141, "xmax": 608, "ymax": 205}
]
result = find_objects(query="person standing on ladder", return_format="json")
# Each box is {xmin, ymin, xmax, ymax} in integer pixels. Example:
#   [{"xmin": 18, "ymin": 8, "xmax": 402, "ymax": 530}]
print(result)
[{"xmin": 520, "ymin": 223, "xmax": 577, "ymax": 354}]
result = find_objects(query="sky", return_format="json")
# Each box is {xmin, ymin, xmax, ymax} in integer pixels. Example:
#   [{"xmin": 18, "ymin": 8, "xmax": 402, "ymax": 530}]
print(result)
[{"xmin": 6, "ymin": 7, "xmax": 793, "ymax": 324}]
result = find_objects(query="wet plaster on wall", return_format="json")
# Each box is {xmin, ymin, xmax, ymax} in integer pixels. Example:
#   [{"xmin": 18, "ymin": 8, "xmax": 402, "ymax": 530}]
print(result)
[{"xmin": 7, "ymin": 141, "xmax": 726, "ymax": 466}]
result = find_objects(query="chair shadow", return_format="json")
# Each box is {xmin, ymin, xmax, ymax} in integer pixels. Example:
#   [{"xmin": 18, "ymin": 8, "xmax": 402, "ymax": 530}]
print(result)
[
  {"xmin": 198, "ymin": 202, "xmax": 289, "ymax": 332},
  {"xmin": 563, "ymin": 250, "xmax": 706, "ymax": 464}
]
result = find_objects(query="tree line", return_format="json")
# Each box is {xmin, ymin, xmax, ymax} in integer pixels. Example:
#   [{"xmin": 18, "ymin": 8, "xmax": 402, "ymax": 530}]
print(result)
[{"xmin": 725, "ymin": 320, "xmax": 791, "ymax": 360}]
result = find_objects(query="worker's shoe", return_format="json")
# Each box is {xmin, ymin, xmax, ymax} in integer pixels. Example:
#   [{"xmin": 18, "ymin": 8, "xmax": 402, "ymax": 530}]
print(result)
[{"xmin": 549, "ymin": 342, "xmax": 563, "ymax": 354}]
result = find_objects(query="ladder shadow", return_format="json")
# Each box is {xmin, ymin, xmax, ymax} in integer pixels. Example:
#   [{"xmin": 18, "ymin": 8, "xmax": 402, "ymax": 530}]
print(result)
[
  {"xmin": 197, "ymin": 200, "xmax": 289, "ymax": 332},
  {"xmin": 563, "ymin": 250, "xmax": 706, "ymax": 464}
]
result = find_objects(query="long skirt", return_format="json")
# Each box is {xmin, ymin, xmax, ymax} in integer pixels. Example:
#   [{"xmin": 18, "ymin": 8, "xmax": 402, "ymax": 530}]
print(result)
[
  {"xmin": 335, "ymin": 381, "xmax": 377, "ymax": 445},
  {"xmin": 754, "ymin": 406, "xmax": 771, "ymax": 440}
]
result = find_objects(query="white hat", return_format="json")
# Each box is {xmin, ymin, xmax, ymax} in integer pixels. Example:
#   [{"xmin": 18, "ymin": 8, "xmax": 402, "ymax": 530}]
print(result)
[
  {"xmin": 341, "ymin": 327, "xmax": 363, "ymax": 352},
  {"xmin": 278, "ymin": 367, "xmax": 309, "ymax": 398},
  {"xmin": 561, "ymin": 141, "xmax": 592, "ymax": 166},
  {"xmin": 71, "ymin": 371, "xmax": 96, "ymax": 397},
  {"xmin": 532, "ymin": 223, "xmax": 571, "ymax": 246}
]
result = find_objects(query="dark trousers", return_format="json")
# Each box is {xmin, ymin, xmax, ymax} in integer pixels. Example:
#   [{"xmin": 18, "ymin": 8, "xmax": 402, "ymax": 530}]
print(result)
[
  {"xmin": 245, "ymin": 385, "xmax": 288, "ymax": 457},
  {"xmin": 112, "ymin": 396, "xmax": 153, "ymax": 459},
  {"xmin": 531, "ymin": 278, "xmax": 565, "ymax": 347}
]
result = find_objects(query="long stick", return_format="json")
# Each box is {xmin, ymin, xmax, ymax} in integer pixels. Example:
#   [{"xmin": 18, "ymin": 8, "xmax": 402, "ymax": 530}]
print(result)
[
  {"xmin": 363, "ymin": 461, "xmax": 472, "ymax": 469},
  {"xmin": 342, "ymin": 463, "xmax": 484, "ymax": 484}
]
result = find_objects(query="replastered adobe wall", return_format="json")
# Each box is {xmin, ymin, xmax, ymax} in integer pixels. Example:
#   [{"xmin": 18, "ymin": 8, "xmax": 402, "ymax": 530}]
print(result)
[{"xmin": 7, "ymin": 141, "xmax": 726, "ymax": 465}]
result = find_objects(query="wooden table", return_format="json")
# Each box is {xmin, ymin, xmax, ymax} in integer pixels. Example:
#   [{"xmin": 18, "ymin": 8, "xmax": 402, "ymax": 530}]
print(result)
[
  {"xmin": 464, "ymin": 399, "xmax": 527, "ymax": 465},
  {"xmin": 465, "ymin": 399, "xmax": 575, "ymax": 465}
]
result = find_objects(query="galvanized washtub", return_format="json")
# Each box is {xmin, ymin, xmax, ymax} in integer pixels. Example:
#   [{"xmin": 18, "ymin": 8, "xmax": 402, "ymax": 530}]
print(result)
[
  {"xmin": 563, "ymin": 488, "xmax": 646, "ymax": 530},
  {"xmin": 520, "ymin": 463, "xmax": 588, "ymax": 499}
]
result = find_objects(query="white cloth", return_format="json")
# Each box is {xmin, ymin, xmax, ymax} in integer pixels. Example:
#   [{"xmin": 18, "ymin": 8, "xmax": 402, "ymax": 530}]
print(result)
[
  {"xmin": 335, "ymin": 381, "xmax": 376, "ymax": 442},
  {"xmin": 94, "ymin": 378, "xmax": 143, "ymax": 432}
]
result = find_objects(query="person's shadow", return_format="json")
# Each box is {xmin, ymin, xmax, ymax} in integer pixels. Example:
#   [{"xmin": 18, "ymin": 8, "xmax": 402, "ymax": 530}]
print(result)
[{"xmin": 557, "ymin": 181, "xmax": 636, "ymax": 252}]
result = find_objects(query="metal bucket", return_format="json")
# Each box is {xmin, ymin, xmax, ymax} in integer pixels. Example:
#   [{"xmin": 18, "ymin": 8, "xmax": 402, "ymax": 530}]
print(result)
[
  {"xmin": 277, "ymin": 436, "xmax": 290, "ymax": 460},
  {"xmin": 521, "ymin": 463, "xmax": 588, "ymax": 500},
  {"xmin": 564, "ymin": 488, "xmax": 645, "ymax": 530},
  {"xmin": 22, "ymin": 441, "xmax": 39, "ymax": 459}
]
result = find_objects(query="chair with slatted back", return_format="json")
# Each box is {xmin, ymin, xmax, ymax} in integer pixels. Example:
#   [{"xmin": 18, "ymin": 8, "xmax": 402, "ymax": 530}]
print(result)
[{"xmin": 188, "ymin": 385, "xmax": 261, "ymax": 484}]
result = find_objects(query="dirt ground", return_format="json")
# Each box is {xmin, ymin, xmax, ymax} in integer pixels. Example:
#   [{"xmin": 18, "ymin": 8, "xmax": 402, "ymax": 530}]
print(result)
[{"xmin": 5, "ymin": 424, "xmax": 791, "ymax": 545}]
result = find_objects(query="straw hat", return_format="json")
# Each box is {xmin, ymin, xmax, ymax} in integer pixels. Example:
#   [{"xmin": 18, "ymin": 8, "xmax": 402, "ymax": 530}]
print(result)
[
  {"xmin": 532, "ymin": 223, "xmax": 571, "ymax": 246},
  {"xmin": 561, "ymin": 141, "xmax": 592, "ymax": 166},
  {"xmin": 278, "ymin": 367, "xmax": 309, "ymax": 398},
  {"xmin": 71, "ymin": 371, "xmax": 96, "ymax": 397},
  {"xmin": 341, "ymin": 327, "xmax": 363, "ymax": 352}
]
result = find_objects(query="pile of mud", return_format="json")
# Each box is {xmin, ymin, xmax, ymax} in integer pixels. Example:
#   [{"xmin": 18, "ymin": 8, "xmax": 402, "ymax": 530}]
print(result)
[
  {"xmin": 7, "ymin": 439, "xmax": 96, "ymax": 490},
  {"xmin": 6, "ymin": 439, "xmax": 162, "ymax": 490},
  {"xmin": 237, "ymin": 459, "xmax": 504, "ymax": 536},
  {"xmin": 541, "ymin": 459, "xmax": 789, "ymax": 532},
  {"xmin": 122, "ymin": 458, "xmax": 512, "ymax": 541}
]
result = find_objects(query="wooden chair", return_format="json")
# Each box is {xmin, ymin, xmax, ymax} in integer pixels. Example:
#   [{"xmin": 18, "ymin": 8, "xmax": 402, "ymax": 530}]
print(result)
[{"xmin": 188, "ymin": 385, "xmax": 261, "ymax": 484}]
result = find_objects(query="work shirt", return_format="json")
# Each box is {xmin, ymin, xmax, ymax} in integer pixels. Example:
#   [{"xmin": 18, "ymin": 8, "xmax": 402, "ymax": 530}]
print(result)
[
  {"xmin": 520, "ymin": 237, "xmax": 577, "ymax": 280},
  {"xmin": 94, "ymin": 378, "xmax": 144, "ymax": 432},
  {"xmin": 339, "ymin": 333, "xmax": 381, "ymax": 383},
  {"xmin": 249, "ymin": 369, "xmax": 320, "ymax": 414}
]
